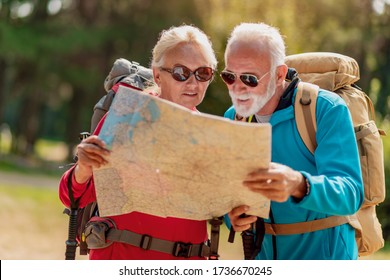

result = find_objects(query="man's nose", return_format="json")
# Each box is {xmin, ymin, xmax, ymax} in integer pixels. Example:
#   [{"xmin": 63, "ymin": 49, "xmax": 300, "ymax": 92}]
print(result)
[{"xmin": 232, "ymin": 80, "xmax": 249, "ymax": 93}]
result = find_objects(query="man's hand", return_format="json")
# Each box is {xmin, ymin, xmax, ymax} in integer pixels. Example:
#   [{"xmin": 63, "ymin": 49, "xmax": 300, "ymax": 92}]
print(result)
[
  {"xmin": 243, "ymin": 162, "xmax": 307, "ymax": 202},
  {"xmin": 74, "ymin": 135, "xmax": 111, "ymax": 183},
  {"xmin": 228, "ymin": 205, "xmax": 258, "ymax": 232}
]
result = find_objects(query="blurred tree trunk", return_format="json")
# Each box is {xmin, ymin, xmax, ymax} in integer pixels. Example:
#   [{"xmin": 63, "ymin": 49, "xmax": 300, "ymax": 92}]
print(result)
[
  {"xmin": 64, "ymin": 85, "xmax": 85, "ymax": 161},
  {"xmin": 375, "ymin": 37, "xmax": 390, "ymax": 118},
  {"xmin": 0, "ymin": 59, "xmax": 6, "ymax": 124},
  {"xmin": 19, "ymin": 88, "xmax": 43, "ymax": 155}
]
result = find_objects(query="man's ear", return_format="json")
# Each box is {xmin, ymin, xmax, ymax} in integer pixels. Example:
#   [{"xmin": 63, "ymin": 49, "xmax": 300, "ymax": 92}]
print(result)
[
  {"xmin": 153, "ymin": 68, "xmax": 161, "ymax": 86},
  {"xmin": 276, "ymin": 64, "xmax": 288, "ymax": 86}
]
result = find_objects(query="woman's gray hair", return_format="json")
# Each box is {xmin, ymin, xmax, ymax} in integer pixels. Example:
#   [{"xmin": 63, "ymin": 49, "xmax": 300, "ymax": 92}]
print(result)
[
  {"xmin": 151, "ymin": 25, "xmax": 217, "ymax": 70},
  {"xmin": 225, "ymin": 22, "xmax": 286, "ymax": 71}
]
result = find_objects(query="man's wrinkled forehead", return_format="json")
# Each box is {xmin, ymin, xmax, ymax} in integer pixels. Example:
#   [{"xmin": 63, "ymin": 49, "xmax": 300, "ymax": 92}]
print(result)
[
  {"xmin": 227, "ymin": 40, "xmax": 261, "ymax": 54},
  {"xmin": 225, "ymin": 39, "xmax": 268, "ymax": 62},
  {"xmin": 225, "ymin": 40, "xmax": 270, "ymax": 70}
]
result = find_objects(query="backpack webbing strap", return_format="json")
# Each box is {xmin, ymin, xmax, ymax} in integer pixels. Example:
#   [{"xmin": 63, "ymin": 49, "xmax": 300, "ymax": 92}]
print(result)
[
  {"xmin": 241, "ymin": 217, "xmax": 265, "ymax": 260},
  {"xmin": 106, "ymin": 228, "xmax": 211, "ymax": 258},
  {"xmin": 295, "ymin": 82, "xmax": 319, "ymax": 154},
  {"xmin": 65, "ymin": 168, "xmax": 78, "ymax": 260},
  {"xmin": 355, "ymin": 121, "xmax": 380, "ymax": 141},
  {"xmin": 227, "ymin": 214, "xmax": 265, "ymax": 260},
  {"xmin": 208, "ymin": 217, "xmax": 223, "ymax": 260},
  {"xmin": 241, "ymin": 230, "xmax": 255, "ymax": 260},
  {"xmin": 264, "ymin": 215, "xmax": 349, "ymax": 236},
  {"xmin": 228, "ymin": 227, "xmax": 236, "ymax": 243},
  {"xmin": 251, "ymin": 218, "xmax": 265, "ymax": 259},
  {"xmin": 79, "ymin": 202, "xmax": 98, "ymax": 255},
  {"xmin": 90, "ymin": 89, "xmax": 116, "ymax": 133}
]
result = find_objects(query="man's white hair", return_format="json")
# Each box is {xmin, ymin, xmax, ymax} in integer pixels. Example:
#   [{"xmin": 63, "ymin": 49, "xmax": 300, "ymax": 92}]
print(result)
[{"xmin": 225, "ymin": 22, "xmax": 286, "ymax": 69}]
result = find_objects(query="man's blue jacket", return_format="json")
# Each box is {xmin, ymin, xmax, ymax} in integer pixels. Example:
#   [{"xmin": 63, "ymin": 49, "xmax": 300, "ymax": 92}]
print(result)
[{"xmin": 224, "ymin": 86, "xmax": 364, "ymax": 260}]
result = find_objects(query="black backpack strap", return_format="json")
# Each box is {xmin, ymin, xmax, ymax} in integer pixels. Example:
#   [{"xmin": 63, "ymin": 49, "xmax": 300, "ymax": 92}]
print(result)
[
  {"xmin": 241, "ymin": 217, "xmax": 265, "ymax": 260},
  {"xmin": 65, "ymin": 167, "xmax": 79, "ymax": 260},
  {"xmin": 228, "ymin": 226, "xmax": 236, "ymax": 243},
  {"xmin": 241, "ymin": 229, "xmax": 255, "ymax": 260},
  {"xmin": 250, "ymin": 217, "xmax": 265, "ymax": 259},
  {"xmin": 208, "ymin": 217, "xmax": 223, "ymax": 260}
]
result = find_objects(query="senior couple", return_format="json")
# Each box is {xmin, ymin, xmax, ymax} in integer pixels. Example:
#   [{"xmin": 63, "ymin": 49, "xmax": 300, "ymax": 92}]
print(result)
[{"xmin": 59, "ymin": 23, "xmax": 363, "ymax": 260}]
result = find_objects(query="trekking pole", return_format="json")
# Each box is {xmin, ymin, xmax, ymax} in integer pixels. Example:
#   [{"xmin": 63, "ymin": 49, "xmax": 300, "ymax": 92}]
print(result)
[
  {"xmin": 64, "ymin": 132, "xmax": 90, "ymax": 260},
  {"xmin": 65, "ymin": 207, "xmax": 78, "ymax": 260},
  {"xmin": 64, "ymin": 168, "xmax": 79, "ymax": 260}
]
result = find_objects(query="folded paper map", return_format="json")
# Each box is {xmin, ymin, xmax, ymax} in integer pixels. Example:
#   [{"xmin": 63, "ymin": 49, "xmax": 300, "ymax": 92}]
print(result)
[{"xmin": 93, "ymin": 86, "xmax": 271, "ymax": 220}]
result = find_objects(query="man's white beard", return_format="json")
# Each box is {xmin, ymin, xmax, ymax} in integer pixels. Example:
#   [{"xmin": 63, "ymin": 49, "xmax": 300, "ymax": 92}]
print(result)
[{"xmin": 229, "ymin": 75, "xmax": 276, "ymax": 118}]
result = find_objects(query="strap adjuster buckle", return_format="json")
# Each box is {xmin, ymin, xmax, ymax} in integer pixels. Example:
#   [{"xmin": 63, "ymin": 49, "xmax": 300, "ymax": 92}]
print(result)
[
  {"xmin": 140, "ymin": 234, "xmax": 152, "ymax": 250},
  {"xmin": 173, "ymin": 242, "xmax": 193, "ymax": 258}
]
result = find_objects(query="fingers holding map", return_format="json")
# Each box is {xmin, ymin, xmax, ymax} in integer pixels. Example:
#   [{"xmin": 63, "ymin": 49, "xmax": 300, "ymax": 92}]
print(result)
[{"xmin": 93, "ymin": 86, "xmax": 271, "ymax": 220}]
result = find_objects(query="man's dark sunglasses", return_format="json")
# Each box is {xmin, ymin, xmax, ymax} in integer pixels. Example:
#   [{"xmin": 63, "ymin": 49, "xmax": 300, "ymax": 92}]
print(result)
[
  {"xmin": 161, "ymin": 65, "xmax": 214, "ymax": 82},
  {"xmin": 220, "ymin": 70, "xmax": 269, "ymax": 87}
]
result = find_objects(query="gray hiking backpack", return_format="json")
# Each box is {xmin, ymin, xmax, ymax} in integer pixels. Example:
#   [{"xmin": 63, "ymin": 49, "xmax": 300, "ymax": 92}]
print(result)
[
  {"xmin": 64, "ymin": 58, "xmax": 223, "ymax": 260},
  {"xmin": 64, "ymin": 58, "xmax": 155, "ymax": 260},
  {"xmin": 90, "ymin": 58, "xmax": 155, "ymax": 133}
]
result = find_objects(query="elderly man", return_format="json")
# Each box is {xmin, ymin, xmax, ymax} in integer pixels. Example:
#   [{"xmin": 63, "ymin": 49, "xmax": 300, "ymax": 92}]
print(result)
[{"xmin": 222, "ymin": 22, "xmax": 363, "ymax": 260}]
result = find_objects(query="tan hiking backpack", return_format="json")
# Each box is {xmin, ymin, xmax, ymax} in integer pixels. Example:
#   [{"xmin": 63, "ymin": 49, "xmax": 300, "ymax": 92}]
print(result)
[{"xmin": 285, "ymin": 52, "xmax": 386, "ymax": 256}]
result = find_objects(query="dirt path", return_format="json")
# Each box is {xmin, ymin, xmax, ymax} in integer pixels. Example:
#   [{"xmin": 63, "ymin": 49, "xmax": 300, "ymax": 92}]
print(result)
[
  {"xmin": 0, "ymin": 170, "xmax": 78, "ymax": 260},
  {"xmin": 1, "ymin": 170, "xmax": 386, "ymax": 260},
  {"xmin": 0, "ymin": 170, "xmax": 61, "ymax": 188},
  {"xmin": 0, "ymin": 169, "xmax": 244, "ymax": 260}
]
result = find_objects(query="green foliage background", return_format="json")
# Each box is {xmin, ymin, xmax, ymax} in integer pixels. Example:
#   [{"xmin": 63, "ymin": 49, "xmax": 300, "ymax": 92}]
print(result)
[{"xmin": 1, "ymin": 0, "xmax": 390, "ymax": 246}]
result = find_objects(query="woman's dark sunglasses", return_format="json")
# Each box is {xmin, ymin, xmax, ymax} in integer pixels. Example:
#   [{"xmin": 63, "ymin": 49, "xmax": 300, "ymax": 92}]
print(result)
[
  {"xmin": 161, "ymin": 65, "xmax": 214, "ymax": 82},
  {"xmin": 220, "ymin": 70, "xmax": 269, "ymax": 87}
]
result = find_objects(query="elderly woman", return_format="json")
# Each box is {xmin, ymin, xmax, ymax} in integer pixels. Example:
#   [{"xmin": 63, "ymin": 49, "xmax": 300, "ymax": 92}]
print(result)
[{"xmin": 59, "ymin": 25, "xmax": 218, "ymax": 260}]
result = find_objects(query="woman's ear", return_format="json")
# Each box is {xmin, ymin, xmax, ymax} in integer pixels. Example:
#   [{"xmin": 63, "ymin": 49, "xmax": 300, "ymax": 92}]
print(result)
[{"xmin": 153, "ymin": 68, "xmax": 161, "ymax": 86}]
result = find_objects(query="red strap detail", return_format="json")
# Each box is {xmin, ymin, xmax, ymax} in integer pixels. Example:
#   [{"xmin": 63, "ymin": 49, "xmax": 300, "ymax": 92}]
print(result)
[{"xmin": 93, "ymin": 113, "xmax": 108, "ymax": 135}]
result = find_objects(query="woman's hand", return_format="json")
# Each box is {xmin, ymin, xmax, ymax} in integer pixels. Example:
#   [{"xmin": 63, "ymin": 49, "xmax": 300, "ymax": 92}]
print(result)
[{"xmin": 74, "ymin": 135, "xmax": 111, "ymax": 183}]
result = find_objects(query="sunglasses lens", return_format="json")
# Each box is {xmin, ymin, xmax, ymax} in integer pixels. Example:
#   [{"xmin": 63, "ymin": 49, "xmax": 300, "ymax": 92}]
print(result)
[
  {"xmin": 171, "ymin": 66, "xmax": 191, "ymax": 81},
  {"xmin": 167, "ymin": 66, "xmax": 213, "ymax": 82},
  {"xmin": 220, "ymin": 71, "xmax": 236, "ymax": 85},
  {"xmin": 195, "ymin": 67, "xmax": 214, "ymax": 81},
  {"xmin": 240, "ymin": 74, "xmax": 258, "ymax": 87}
]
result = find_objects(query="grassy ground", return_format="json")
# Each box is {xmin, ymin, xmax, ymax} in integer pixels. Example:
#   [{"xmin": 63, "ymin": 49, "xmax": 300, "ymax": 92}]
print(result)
[
  {"xmin": 0, "ymin": 168, "xmax": 388, "ymax": 260},
  {"xmin": 0, "ymin": 183, "xmax": 72, "ymax": 259},
  {"xmin": 0, "ymin": 170, "xmax": 243, "ymax": 260}
]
